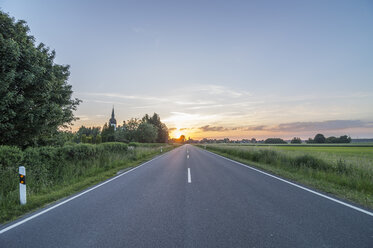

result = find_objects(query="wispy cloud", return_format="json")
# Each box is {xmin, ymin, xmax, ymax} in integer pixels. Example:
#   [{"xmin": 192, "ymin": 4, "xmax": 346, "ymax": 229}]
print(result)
[{"xmin": 271, "ymin": 120, "xmax": 373, "ymax": 132}]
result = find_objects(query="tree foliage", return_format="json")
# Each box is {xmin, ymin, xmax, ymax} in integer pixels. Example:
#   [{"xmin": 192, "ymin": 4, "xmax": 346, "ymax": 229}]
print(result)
[
  {"xmin": 264, "ymin": 138, "xmax": 287, "ymax": 144},
  {"xmin": 314, "ymin": 134, "xmax": 326, "ymax": 143},
  {"xmin": 142, "ymin": 113, "xmax": 169, "ymax": 143},
  {"xmin": 0, "ymin": 11, "xmax": 80, "ymax": 147},
  {"xmin": 291, "ymin": 137, "xmax": 302, "ymax": 144}
]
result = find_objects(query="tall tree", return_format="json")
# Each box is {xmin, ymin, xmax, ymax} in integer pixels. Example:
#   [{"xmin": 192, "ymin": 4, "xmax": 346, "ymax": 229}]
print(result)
[
  {"xmin": 142, "ymin": 113, "xmax": 169, "ymax": 143},
  {"xmin": 137, "ymin": 122, "xmax": 158, "ymax": 143},
  {"xmin": 314, "ymin": 134, "xmax": 326, "ymax": 143},
  {"xmin": 0, "ymin": 11, "xmax": 80, "ymax": 147}
]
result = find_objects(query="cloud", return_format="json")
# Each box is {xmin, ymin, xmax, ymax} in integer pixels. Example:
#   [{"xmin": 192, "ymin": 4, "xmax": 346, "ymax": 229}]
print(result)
[
  {"xmin": 196, "ymin": 120, "xmax": 373, "ymax": 134},
  {"xmin": 242, "ymin": 125, "xmax": 267, "ymax": 131},
  {"xmin": 272, "ymin": 120, "xmax": 372, "ymax": 132},
  {"xmin": 199, "ymin": 125, "xmax": 228, "ymax": 132}
]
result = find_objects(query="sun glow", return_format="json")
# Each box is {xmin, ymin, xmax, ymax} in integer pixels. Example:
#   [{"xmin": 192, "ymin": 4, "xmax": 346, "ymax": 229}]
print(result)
[{"xmin": 170, "ymin": 129, "xmax": 183, "ymax": 139}]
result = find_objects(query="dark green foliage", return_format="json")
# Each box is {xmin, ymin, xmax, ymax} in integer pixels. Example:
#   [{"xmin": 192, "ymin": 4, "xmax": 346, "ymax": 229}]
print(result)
[
  {"xmin": 137, "ymin": 122, "xmax": 158, "ymax": 143},
  {"xmin": 74, "ymin": 126, "xmax": 101, "ymax": 144},
  {"xmin": 0, "ymin": 143, "xmax": 129, "ymax": 199},
  {"xmin": 101, "ymin": 123, "xmax": 115, "ymax": 142},
  {"xmin": 291, "ymin": 137, "xmax": 302, "ymax": 144},
  {"xmin": 142, "ymin": 113, "xmax": 169, "ymax": 143},
  {"xmin": 0, "ymin": 11, "xmax": 80, "ymax": 148},
  {"xmin": 314, "ymin": 134, "xmax": 326, "ymax": 143},
  {"xmin": 265, "ymin": 138, "xmax": 287, "ymax": 144},
  {"xmin": 326, "ymin": 135, "xmax": 351, "ymax": 144},
  {"xmin": 308, "ymin": 134, "xmax": 351, "ymax": 144}
]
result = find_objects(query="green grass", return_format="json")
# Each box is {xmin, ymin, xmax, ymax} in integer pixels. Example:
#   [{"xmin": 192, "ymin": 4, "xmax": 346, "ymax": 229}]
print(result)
[
  {"xmin": 0, "ymin": 144, "xmax": 175, "ymax": 224},
  {"xmin": 196, "ymin": 144, "xmax": 373, "ymax": 209}
]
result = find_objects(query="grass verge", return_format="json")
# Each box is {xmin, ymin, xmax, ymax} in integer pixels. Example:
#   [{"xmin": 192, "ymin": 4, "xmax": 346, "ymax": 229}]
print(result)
[
  {"xmin": 196, "ymin": 144, "xmax": 373, "ymax": 210},
  {"xmin": 0, "ymin": 144, "xmax": 175, "ymax": 224}
]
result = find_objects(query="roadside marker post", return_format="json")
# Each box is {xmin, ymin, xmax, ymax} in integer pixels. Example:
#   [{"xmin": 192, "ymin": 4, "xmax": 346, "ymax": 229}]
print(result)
[
  {"xmin": 160, "ymin": 147, "xmax": 163, "ymax": 153},
  {"xmin": 19, "ymin": 166, "xmax": 26, "ymax": 205}
]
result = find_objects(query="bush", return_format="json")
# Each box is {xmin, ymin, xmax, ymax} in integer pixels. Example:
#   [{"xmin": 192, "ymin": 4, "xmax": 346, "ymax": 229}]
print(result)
[{"xmin": 0, "ymin": 142, "xmax": 130, "ymax": 199}]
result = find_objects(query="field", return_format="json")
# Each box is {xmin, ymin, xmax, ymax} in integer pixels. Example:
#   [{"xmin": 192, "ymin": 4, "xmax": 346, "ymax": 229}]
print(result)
[{"xmin": 197, "ymin": 143, "xmax": 373, "ymax": 209}]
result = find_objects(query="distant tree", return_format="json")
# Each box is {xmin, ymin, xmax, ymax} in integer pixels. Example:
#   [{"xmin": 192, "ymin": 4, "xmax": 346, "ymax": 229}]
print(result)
[
  {"xmin": 338, "ymin": 135, "xmax": 351, "ymax": 143},
  {"xmin": 326, "ymin": 136, "xmax": 337, "ymax": 143},
  {"xmin": 251, "ymin": 138, "xmax": 257, "ymax": 143},
  {"xmin": 101, "ymin": 123, "xmax": 115, "ymax": 142},
  {"xmin": 0, "ymin": 11, "xmax": 80, "ymax": 147},
  {"xmin": 291, "ymin": 137, "xmax": 302, "ymax": 144},
  {"xmin": 137, "ymin": 122, "xmax": 158, "ymax": 143},
  {"xmin": 74, "ymin": 126, "xmax": 101, "ymax": 143},
  {"xmin": 326, "ymin": 135, "xmax": 351, "ymax": 143},
  {"xmin": 264, "ymin": 138, "xmax": 287, "ymax": 144},
  {"xmin": 306, "ymin": 138, "xmax": 314, "ymax": 144},
  {"xmin": 314, "ymin": 134, "xmax": 326, "ymax": 143},
  {"xmin": 178, "ymin": 135, "xmax": 186, "ymax": 143},
  {"xmin": 81, "ymin": 134, "xmax": 87, "ymax": 143},
  {"xmin": 95, "ymin": 134, "xmax": 102, "ymax": 144}
]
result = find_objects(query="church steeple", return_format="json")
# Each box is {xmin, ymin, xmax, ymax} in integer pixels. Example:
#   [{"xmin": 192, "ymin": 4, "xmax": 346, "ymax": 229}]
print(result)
[
  {"xmin": 111, "ymin": 106, "xmax": 115, "ymax": 119},
  {"xmin": 109, "ymin": 106, "xmax": 117, "ymax": 130}
]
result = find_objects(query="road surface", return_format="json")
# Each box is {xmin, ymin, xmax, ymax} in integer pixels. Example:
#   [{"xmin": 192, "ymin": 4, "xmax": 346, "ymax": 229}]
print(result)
[{"xmin": 1, "ymin": 145, "xmax": 372, "ymax": 247}]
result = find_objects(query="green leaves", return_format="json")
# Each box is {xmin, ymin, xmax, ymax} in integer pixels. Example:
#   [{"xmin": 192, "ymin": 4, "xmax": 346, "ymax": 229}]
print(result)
[{"xmin": 0, "ymin": 11, "xmax": 80, "ymax": 147}]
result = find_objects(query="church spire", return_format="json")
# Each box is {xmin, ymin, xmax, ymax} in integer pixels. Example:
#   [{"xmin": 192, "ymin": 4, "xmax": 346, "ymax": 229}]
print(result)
[{"xmin": 109, "ymin": 105, "xmax": 117, "ymax": 130}]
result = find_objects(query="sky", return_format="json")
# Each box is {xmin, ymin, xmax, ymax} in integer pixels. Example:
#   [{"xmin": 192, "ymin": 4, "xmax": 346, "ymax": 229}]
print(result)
[{"xmin": 1, "ymin": 0, "xmax": 373, "ymax": 140}]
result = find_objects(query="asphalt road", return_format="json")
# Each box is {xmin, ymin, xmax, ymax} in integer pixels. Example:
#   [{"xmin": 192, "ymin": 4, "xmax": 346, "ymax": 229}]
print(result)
[{"xmin": 1, "ymin": 145, "xmax": 372, "ymax": 247}]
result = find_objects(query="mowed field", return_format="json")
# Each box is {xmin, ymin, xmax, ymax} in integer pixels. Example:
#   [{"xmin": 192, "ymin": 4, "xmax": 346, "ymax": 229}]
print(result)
[{"xmin": 197, "ymin": 143, "xmax": 373, "ymax": 209}]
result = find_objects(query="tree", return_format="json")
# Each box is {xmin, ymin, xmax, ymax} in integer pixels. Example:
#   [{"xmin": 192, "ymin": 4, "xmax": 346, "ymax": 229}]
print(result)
[
  {"xmin": 264, "ymin": 138, "xmax": 287, "ymax": 144},
  {"xmin": 137, "ymin": 122, "xmax": 158, "ymax": 143},
  {"xmin": 0, "ymin": 11, "xmax": 81, "ymax": 147},
  {"xmin": 101, "ymin": 123, "xmax": 115, "ymax": 142},
  {"xmin": 291, "ymin": 137, "xmax": 302, "ymax": 144},
  {"xmin": 314, "ymin": 134, "xmax": 326, "ymax": 143},
  {"xmin": 142, "ymin": 113, "xmax": 169, "ymax": 143}
]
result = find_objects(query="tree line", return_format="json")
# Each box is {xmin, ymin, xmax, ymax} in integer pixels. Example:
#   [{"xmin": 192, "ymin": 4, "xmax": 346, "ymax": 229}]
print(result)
[{"xmin": 75, "ymin": 113, "xmax": 169, "ymax": 144}]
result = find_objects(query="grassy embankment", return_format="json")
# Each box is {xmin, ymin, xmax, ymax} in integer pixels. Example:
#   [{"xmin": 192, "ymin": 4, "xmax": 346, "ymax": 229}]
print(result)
[
  {"xmin": 0, "ymin": 142, "xmax": 176, "ymax": 224},
  {"xmin": 196, "ymin": 144, "xmax": 373, "ymax": 209}
]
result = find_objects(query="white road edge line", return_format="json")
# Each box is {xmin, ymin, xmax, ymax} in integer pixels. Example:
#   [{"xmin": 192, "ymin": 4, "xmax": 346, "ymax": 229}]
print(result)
[
  {"xmin": 202, "ymin": 148, "xmax": 373, "ymax": 217},
  {"xmin": 188, "ymin": 168, "xmax": 192, "ymax": 183},
  {"xmin": 0, "ymin": 151, "xmax": 171, "ymax": 235}
]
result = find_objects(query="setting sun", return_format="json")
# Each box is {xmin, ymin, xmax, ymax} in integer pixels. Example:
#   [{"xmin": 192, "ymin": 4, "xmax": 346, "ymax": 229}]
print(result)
[{"xmin": 170, "ymin": 129, "xmax": 183, "ymax": 139}]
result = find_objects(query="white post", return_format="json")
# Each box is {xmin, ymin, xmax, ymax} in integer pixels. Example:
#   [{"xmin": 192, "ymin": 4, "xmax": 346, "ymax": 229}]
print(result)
[
  {"xmin": 19, "ymin": 166, "xmax": 26, "ymax": 205},
  {"xmin": 160, "ymin": 147, "xmax": 163, "ymax": 153}
]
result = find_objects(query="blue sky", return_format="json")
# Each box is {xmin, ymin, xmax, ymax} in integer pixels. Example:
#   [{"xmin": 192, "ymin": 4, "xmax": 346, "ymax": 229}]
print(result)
[{"xmin": 1, "ymin": 0, "xmax": 373, "ymax": 139}]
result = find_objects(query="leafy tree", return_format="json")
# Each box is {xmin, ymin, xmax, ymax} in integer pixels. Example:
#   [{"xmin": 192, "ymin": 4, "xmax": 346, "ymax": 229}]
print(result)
[
  {"xmin": 0, "ymin": 11, "xmax": 80, "ymax": 147},
  {"xmin": 142, "ymin": 113, "xmax": 169, "ymax": 143},
  {"xmin": 326, "ymin": 135, "xmax": 351, "ymax": 143},
  {"xmin": 121, "ymin": 118, "xmax": 141, "ymax": 142},
  {"xmin": 291, "ymin": 137, "xmax": 302, "ymax": 144},
  {"xmin": 74, "ymin": 126, "xmax": 101, "ymax": 143},
  {"xmin": 265, "ymin": 138, "xmax": 287, "ymax": 144},
  {"xmin": 137, "ymin": 122, "xmax": 158, "ymax": 143},
  {"xmin": 314, "ymin": 134, "xmax": 326, "ymax": 143},
  {"xmin": 101, "ymin": 123, "xmax": 115, "ymax": 142}
]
